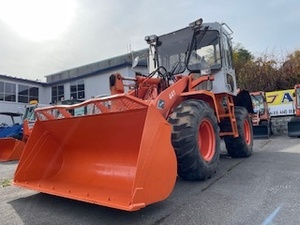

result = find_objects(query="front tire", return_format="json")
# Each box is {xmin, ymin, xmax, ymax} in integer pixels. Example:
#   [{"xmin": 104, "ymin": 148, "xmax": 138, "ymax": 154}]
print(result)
[
  {"xmin": 224, "ymin": 107, "xmax": 253, "ymax": 158},
  {"xmin": 168, "ymin": 99, "xmax": 220, "ymax": 181}
]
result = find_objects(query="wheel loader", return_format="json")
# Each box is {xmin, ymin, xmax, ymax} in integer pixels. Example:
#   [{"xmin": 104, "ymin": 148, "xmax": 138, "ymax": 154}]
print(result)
[
  {"xmin": 0, "ymin": 100, "xmax": 40, "ymax": 161},
  {"xmin": 13, "ymin": 18, "xmax": 253, "ymax": 211},
  {"xmin": 288, "ymin": 84, "xmax": 300, "ymax": 137},
  {"xmin": 0, "ymin": 112, "xmax": 24, "ymax": 161},
  {"xmin": 251, "ymin": 91, "xmax": 271, "ymax": 138}
]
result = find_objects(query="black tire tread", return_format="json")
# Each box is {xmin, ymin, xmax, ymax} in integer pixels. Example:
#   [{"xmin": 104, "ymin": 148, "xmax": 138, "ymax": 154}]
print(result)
[
  {"xmin": 224, "ymin": 106, "xmax": 253, "ymax": 158},
  {"xmin": 168, "ymin": 99, "xmax": 220, "ymax": 181}
]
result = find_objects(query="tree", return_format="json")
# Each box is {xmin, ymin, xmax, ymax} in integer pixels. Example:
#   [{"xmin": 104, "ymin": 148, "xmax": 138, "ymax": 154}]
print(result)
[
  {"xmin": 232, "ymin": 45, "xmax": 300, "ymax": 92},
  {"xmin": 280, "ymin": 50, "xmax": 300, "ymax": 89},
  {"xmin": 232, "ymin": 44, "xmax": 256, "ymax": 90}
]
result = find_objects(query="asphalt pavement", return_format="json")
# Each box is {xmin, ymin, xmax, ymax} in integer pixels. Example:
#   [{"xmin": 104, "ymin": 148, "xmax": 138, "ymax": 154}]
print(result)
[{"xmin": 1, "ymin": 135, "xmax": 300, "ymax": 225}]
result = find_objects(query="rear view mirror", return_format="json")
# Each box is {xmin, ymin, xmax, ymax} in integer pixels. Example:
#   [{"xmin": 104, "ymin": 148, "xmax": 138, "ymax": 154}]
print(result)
[{"xmin": 132, "ymin": 56, "xmax": 139, "ymax": 69}]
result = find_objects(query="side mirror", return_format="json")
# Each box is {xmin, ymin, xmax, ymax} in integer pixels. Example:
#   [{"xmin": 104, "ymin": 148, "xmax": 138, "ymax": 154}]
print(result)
[
  {"xmin": 132, "ymin": 56, "xmax": 139, "ymax": 69},
  {"xmin": 131, "ymin": 56, "xmax": 149, "ymax": 76}
]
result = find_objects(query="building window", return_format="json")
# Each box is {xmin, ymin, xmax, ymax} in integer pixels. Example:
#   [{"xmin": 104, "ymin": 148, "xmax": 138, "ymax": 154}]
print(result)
[
  {"xmin": 18, "ymin": 84, "xmax": 39, "ymax": 103},
  {"xmin": 70, "ymin": 80, "xmax": 85, "ymax": 100},
  {"xmin": 0, "ymin": 81, "xmax": 4, "ymax": 101},
  {"xmin": 51, "ymin": 85, "xmax": 64, "ymax": 103},
  {"xmin": 3, "ymin": 82, "xmax": 16, "ymax": 102}
]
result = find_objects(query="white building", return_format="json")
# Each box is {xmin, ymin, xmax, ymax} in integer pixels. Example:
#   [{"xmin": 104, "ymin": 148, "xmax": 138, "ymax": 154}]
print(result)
[{"xmin": 0, "ymin": 49, "xmax": 148, "ymax": 122}]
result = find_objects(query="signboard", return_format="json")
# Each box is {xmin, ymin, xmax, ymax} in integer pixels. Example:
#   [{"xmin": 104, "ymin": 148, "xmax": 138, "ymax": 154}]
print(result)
[{"xmin": 266, "ymin": 89, "xmax": 295, "ymax": 117}]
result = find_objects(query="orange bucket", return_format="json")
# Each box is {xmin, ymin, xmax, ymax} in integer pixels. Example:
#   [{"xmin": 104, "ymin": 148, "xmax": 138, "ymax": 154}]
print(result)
[
  {"xmin": 0, "ymin": 138, "xmax": 25, "ymax": 161},
  {"xmin": 14, "ymin": 96, "xmax": 177, "ymax": 211}
]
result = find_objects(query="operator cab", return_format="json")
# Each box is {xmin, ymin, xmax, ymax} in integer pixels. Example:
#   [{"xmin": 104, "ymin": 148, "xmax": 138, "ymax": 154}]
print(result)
[{"xmin": 144, "ymin": 18, "xmax": 237, "ymax": 95}]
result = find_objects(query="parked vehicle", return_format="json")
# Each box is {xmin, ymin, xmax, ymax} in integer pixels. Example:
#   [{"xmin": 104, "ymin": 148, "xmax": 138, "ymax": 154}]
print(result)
[
  {"xmin": 0, "ymin": 112, "xmax": 24, "ymax": 161},
  {"xmin": 288, "ymin": 84, "xmax": 300, "ymax": 137},
  {"xmin": 0, "ymin": 100, "xmax": 43, "ymax": 161},
  {"xmin": 14, "ymin": 18, "xmax": 253, "ymax": 211},
  {"xmin": 251, "ymin": 91, "xmax": 272, "ymax": 138}
]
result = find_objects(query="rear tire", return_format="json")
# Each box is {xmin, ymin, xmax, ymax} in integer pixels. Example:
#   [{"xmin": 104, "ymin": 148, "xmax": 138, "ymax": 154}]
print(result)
[
  {"xmin": 224, "ymin": 107, "xmax": 253, "ymax": 158},
  {"xmin": 168, "ymin": 99, "xmax": 220, "ymax": 181}
]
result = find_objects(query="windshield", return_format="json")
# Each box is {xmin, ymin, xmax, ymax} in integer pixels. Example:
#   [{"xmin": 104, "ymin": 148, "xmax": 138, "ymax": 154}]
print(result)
[
  {"xmin": 155, "ymin": 27, "xmax": 221, "ymax": 75},
  {"xmin": 251, "ymin": 94, "xmax": 265, "ymax": 114},
  {"xmin": 156, "ymin": 27, "xmax": 193, "ymax": 75},
  {"xmin": 23, "ymin": 105, "xmax": 36, "ymax": 122},
  {"xmin": 187, "ymin": 29, "xmax": 221, "ymax": 72}
]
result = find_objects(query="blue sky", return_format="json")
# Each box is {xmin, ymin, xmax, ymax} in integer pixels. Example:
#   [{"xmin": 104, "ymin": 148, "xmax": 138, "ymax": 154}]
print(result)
[{"xmin": 0, "ymin": 0, "xmax": 299, "ymax": 80}]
